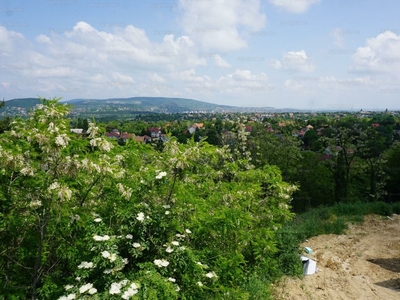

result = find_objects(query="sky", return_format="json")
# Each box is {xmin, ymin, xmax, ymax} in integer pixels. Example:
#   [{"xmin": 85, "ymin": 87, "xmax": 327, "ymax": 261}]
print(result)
[{"xmin": 1, "ymin": 0, "xmax": 400, "ymax": 110}]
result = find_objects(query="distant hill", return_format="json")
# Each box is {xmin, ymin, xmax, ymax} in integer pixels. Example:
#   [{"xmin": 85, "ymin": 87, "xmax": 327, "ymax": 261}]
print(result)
[
  {"xmin": 2, "ymin": 98, "xmax": 41, "ymax": 109},
  {"xmin": 62, "ymin": 96, "xmax": 237, "ymax": 113},
  {"xmin": 1, "ymin": 97, "xmax": 278, "ymax": 118}
]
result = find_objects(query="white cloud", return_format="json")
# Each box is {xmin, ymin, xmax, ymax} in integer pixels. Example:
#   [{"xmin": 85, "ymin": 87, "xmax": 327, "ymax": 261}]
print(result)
[
  {"xmin": 0, "ymin": 22, "xmax": 208, "ymax": 99},
  {"xmin": 148, "ymin": 73, "xmax": 166, "ymax": 83},
  {"xmin": 214, "ymin": 69, "xmax": 272, "ymax": 94},
  {"xmin": 351, "ymin": 31, "xmax": 400, "ymax": 73},
  {"xmin": 179, "ymin": 0, "xmax": 266, "ymax": 51},
  {"xmin": 214, "ymin": 55, "xmax": 231, "ymax": 68},
  {"xmin": 172, "ymin": 68, "xmax": 212, "ymax": 83},
  {"xmin": 270, "ymin": 50, "xmax": 316, "ymax": 73},
  {"xmin": 269, "ymin": 0, "xmax": 321, "ymax": 13}
]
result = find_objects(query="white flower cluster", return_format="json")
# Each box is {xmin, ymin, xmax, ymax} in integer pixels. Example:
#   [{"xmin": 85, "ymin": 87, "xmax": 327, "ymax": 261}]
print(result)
[
  {"xmin": 20, "ymin": 166, "xmax": 34, "ymax": 176},
  {"xmin": 47, "ymin": 181, "xmax": 72, "ymax": 201},
  {"xmin": 58, "ymin": 293, "xmax": 76, "ymax": 300},
  {"xmin": 86, "ymin": 122, "xmax": 99, "ymax": 139},
  {"xmin": 116, "ymin": 183, "xmax": 133, "ymax": 200},
  {"xmin": 89, "ymin": 137, "xmax": 101, "ymax": 148},
  {"xmin": 79, "ymin": 283, "xmax": 97, "ymax": 294},
  {"xmin": 205, "ymin": 271, "xmax": 218, "ymax": 278},
  {"xmin": 77, "ymin": 261, "xmax": 94, "ymax": 269},
  {"xmin": 47, "ymin": 122, "xmax": 60, "ymax": 134},
  {"xmin": 101, "ymin": 250, "xmax": 117, "ymax": 262},
  {"xmin": 98, "ymin": 139, "xmax": 113, "ymax": 152},
  {"xmin": 109, "ymin": 280, "xmax": 139, "ymax": 297},
  {"xmin": 55, "ymin": 134, "xmax": 70, "ymax": 148},
  {"xmin": 136, "ymin": 212, "xmax": 145, "ymax": 222},
  {"xmin": 155, "ymin": 171, "xmax": 167, "ymax": 179},
  {"xmin": 153, "ymin": 259, "xmax": 169, "ymax": 267},
  {"xmin": 93, "ymin": 235, "xmax": 110, "ymax": 241},
  {"xmin": 29, "ymin": 200, "xmax": 42, "ymax": 208}
]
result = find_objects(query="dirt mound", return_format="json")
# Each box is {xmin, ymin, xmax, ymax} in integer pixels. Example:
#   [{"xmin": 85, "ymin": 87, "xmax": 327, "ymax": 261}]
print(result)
[{"xmin": 274, "ymin": 214, "xmax": 400, "ymax": 299}]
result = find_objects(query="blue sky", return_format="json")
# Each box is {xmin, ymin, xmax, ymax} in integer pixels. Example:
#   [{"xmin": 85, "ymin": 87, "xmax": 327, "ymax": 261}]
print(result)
[{"xmin": 1, "ymin": 0, "xmax": 400, "ymax": 110}]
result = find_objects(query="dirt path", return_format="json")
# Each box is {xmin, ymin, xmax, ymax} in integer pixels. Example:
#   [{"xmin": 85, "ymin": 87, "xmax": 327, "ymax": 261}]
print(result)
[{"xmin": 274, "ymin": 214, "xmax": 400, "ymax": 300}]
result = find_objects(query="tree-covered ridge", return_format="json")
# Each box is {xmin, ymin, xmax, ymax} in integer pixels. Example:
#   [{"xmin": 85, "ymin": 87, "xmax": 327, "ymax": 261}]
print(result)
[{"xmin": 0, "ymin": 98, "xmax": 297, "ymax": 299}]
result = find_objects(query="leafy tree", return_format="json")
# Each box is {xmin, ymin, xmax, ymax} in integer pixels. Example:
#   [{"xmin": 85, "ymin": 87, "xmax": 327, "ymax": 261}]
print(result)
[
  {"xmin": 321, "ymin": 126, "xmax": 358, "ymax": 203},
  {"xmin": 383, "ymin": 141, "xmax": 400, "ymax": 202},
  {"xmin": 291, "ymin": 151, "xmax": 335, "ymax": 212}
]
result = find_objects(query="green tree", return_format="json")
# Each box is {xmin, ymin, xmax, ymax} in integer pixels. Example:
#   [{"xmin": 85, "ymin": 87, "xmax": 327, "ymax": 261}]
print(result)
[
  {"xmin": 383, "ymin": 141, "xmax": 400, "ymax": 202},
  {"xmin": 321, "ymin": 126, "xmax": 358, "ymax": 203}
]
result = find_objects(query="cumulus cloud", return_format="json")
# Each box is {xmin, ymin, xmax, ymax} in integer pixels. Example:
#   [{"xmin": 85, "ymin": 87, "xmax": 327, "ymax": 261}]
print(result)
[
  {"xmin": 0, "ymin": 22, "xmax": 207, "ymax": 99},
  {"xmin": 269, "ymin": 0, "xmax": 321, "ymax": 13},
  {"xmin": 351, "ymin": 31, "xmax": 400, "ymax": 73},
  {"xmin": 179, "ymin": 0, "xmax": 266, "ymax": 51},
  {"xmin": 270, "ymin": 50, "xmax": 316, "ymax": 73}
]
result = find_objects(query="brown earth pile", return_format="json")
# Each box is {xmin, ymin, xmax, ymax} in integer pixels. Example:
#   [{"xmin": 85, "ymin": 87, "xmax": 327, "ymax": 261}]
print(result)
[{"xmin": 274, "ymin": 214, "xmax": 400, "ymax": 299}]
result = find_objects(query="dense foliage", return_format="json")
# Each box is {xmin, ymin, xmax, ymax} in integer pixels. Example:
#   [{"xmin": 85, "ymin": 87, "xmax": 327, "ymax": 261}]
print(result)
[{"xmin": 0, "ymin": 99, "xmax": 297, "ymax": 299}]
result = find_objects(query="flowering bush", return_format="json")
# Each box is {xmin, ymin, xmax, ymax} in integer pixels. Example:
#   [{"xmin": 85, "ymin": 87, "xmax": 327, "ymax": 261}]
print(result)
[{"xmin": 0, "ymin": 98, "xmax": 296, "ymax": 299}]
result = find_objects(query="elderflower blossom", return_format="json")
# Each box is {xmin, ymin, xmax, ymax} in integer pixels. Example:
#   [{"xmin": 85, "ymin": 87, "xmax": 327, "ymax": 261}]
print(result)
[
  {"xmin": 64, "ymin": 285, "xmax": 74, "ymax": 291},
  {"xmin": 109, "ymin": 282, "xmax": 121, "ymax": 294},
  {"xmin": 109, "ymin": 253, "xmax": 117, "ymax": 262},
  {"xmin": 93, "ymin": 235, "xmax": 110, "ymax": 241},
  {"xmin": 154, "ymin": 259, "xmax": 169, "ymax": 267},
  {"xmin": 88, "ymin": 288, "xmax": 97, "ymax": 294},
  {"xmin": 77, "ymin": 261, "xmax": 94, "ymax": 269},
  {"xmin": 168, "ymin": 277, "xmax": 176, "ymax": 282},
  {"xmin": 130, "ymin": 283, "xmax": 139, "ymax": 289},
  {"xmin": 155, "ymin": 171, "xmax": 167, "ymax": 179},
  {"xmin": 94, "ymin": 218, "xmax": 102, "ymax": 223},
  {"xmin": 185, "ymin": 229, "xmax": 192, "ymax": 234},
  {"xmin": 205, "ymin": 271, "xmax": 217, "ymax": 278},
  {"xmin": 171, "ymin": 241, "xmax": 179, "ymax": 246},
  {"xmin": 126, "ymin": 234, "xmax": 133, "ymax": 239},
  {"xmin": 132, "ymin": 243, "xmax": 141, "ymax": 248},
  {"xmin": 197, "ymin": 282, "xmax": 203, "ymax": 287},
  {"xmin": 136, "ymin": 212, "xmax": 145, "ymax": 222},
  {"xmin": 58, "ymin": 294, "xmax": 76, "ymax": 300},
  {"xmin": 165, "ymin": 247, "xmax": 173, "ymax": 253},
  {"xmin": 101, "ymin": 251, "xmax": 111, "ymax": 258},
  {"xmin": 122, "ymin": 288, "xmax": 138, "ymax": 299},
  {"xmin": 79, "ymin": 283, "xmax": 93, "ymax": 294}
]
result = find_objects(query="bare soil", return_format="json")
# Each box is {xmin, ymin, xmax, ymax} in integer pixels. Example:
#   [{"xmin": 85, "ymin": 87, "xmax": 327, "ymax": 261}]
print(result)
[{"xmin": 274, "ymin": 214, "xmax": 400, "ymax": 300}]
